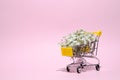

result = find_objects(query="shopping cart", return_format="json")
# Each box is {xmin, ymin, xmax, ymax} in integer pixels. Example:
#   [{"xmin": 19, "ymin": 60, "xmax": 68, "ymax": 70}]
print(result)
[{"xmin": 61, "ymin": 31, "xmax": 102, "ymax": 73}]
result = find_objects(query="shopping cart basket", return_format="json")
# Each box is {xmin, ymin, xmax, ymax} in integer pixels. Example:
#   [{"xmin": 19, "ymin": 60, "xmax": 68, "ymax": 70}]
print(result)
[{"xmin": 61, "ymin": 31, "xmax": 102, "ymax": 73}]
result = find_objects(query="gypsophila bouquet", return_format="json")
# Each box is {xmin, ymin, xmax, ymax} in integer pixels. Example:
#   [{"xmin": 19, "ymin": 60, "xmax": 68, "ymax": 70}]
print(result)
[{"xmin": 59, "ymin": 29, "xmax": 97, "ymax": 47}]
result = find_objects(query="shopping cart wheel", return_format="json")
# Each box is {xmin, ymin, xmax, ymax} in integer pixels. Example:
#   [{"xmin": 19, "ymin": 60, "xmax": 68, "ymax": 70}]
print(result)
[
  {"xmin": 66, "ymin": 66, "xmax": 70, "ymax": 72},
  {"xmin": 77, "ymin": 66, "xmax": 81, "ymax": 73},
  {"xmin": 80, "ymin": 64, "xmax": 84, "ymax": 69},
  {"xmin": 95, "ymin": 64, "xmax": 100, "ymax": 71}
]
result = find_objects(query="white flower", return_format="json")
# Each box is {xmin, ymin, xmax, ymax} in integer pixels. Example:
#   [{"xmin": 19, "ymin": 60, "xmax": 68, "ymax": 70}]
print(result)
[
  {"xmin": 76, "ymin": 42, "xmax": 80, "ymax": 45},
  {"xmin": 59, "ymin": 29, "xmax": 97, "ymax": 47}
]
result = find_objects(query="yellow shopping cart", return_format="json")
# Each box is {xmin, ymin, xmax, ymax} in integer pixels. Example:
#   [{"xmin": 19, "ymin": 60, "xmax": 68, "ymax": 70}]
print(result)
[{"xmin": 60, "ymin": 31, "xmax": 102, "ymax": 73}]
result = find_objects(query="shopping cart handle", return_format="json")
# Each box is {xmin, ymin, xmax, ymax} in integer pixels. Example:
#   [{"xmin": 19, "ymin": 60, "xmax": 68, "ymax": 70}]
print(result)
[{"xmin": 92, "ymin": 31, "xmax": 102, "ymax": 37}]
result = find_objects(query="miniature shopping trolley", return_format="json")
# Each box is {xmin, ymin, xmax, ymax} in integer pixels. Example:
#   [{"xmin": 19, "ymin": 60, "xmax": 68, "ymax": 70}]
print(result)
[{"xmin": 61, "ymin": 31, "xmax": 102, "ymax": 73}]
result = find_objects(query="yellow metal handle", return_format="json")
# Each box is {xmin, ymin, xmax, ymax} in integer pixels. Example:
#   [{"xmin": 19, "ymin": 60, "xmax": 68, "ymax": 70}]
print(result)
[{"xmin": 92, "ymin": 31, "xmax": 102, "ymax": 37}]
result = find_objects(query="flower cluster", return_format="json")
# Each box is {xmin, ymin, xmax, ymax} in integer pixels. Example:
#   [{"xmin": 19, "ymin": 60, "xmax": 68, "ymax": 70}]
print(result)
[{"xmin": 60, "ymin": 29, "xmax": 97, "ymax": 47}]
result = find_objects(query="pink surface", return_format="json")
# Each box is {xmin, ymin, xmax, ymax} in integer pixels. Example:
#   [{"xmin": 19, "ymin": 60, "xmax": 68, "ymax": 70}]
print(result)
[{"xmin": 0, "ymin": 0, "xmax": 120, "ymax": 80}]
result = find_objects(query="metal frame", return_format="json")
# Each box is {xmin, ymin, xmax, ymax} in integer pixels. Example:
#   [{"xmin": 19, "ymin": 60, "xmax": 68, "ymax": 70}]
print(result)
[{"xmin": 66, "ymin": 36, "xmax": 101, "ymax": 73}]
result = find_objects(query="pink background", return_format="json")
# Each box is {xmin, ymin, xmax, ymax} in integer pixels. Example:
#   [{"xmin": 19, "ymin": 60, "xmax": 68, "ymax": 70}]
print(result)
[{"xmin": 0, "ymin": 0, "xmax": 120, "ymax": 80}]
